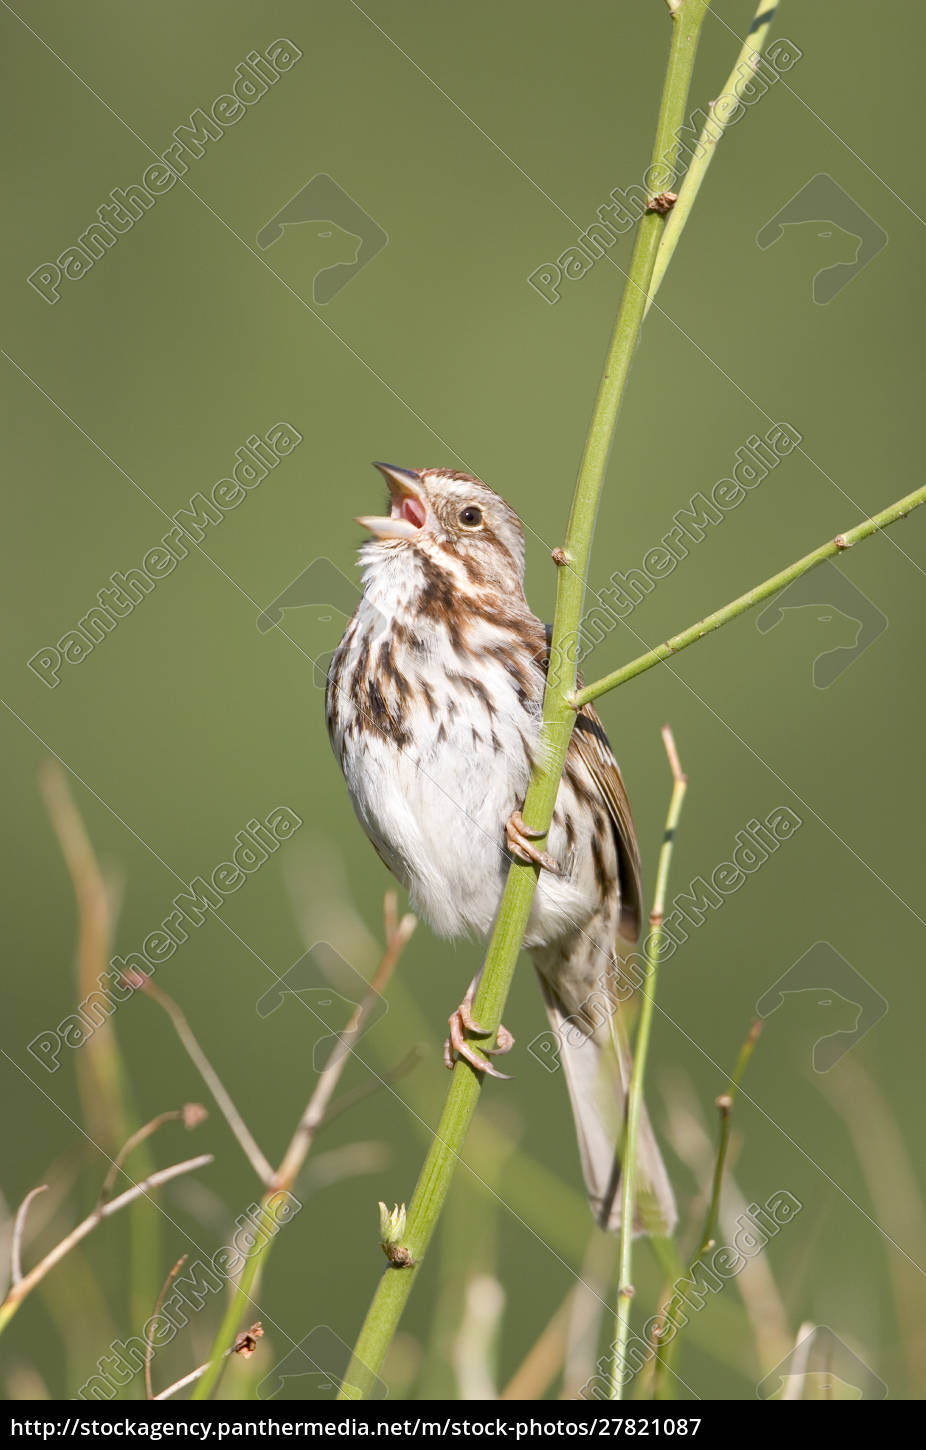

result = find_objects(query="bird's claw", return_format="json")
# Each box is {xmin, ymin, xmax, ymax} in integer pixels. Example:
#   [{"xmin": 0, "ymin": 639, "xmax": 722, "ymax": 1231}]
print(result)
[
  {"xmin": 443, "ymin": 994, "xmax": 515, "ymax": 1079},
  {"xmin": 505, "ymin": 810, "xmax": 560, "ymax": 874}
]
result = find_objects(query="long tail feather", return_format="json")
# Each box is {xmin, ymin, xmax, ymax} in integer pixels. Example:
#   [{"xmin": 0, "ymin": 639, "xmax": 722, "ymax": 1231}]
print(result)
[{"xmin": 534, "ymin": 965, "xmax": 677, "ymax": 1237}]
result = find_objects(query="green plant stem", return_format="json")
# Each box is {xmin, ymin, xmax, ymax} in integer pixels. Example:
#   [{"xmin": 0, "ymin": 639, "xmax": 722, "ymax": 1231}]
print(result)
[
  {"xmin": 192, "ymin": 1232, "xmax": 270, "ymax": 1401},
  {"xmin": 651, "ymin": 1018, "xmax": 762, "ymax": 1399},
  {"xmin": 646, "ymin": 0, "xmax": 780, "ymax": 314},
  {"xmin": 696, "ymin": 1019, "xmax": 762, "ymax": 1261},
  {"xmin": 612, "ymin": 729, "xmax": 688, "ymax": 1400},
  {"xmin": 571, "ymin": 481, "xmax": 926, "ymax": 708},
  {"xmin": 339, "ymin": 0, "xmax": 713, "ymax": 1401}
]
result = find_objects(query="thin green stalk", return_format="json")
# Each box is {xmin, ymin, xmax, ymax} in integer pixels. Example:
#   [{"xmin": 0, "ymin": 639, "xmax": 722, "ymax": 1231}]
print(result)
[
  {"xmin": 339, "ymin": 0, "xmax": 712, "ymax": 1401},
  {"xmin": 192, "ymin": 1229, "xmax": 271, "ymax": 1401},
  {"xmin": 646, "ymin": 0, "xmax": 781, "ymax": 314},
  {"xmin": 571, "ymin": 481, "xmax": 926, "ymax": 708},
  {"xmin": 651, "ymin": 1018, "xmax": 762, "ymax": 1399},
  {"xmin": 612, "ymin": 728, "xmax": 688, "ymax": 1400},
  {"xmin": 696, "ymin": 1020, "xmax": 762, "ymax": 1261}
]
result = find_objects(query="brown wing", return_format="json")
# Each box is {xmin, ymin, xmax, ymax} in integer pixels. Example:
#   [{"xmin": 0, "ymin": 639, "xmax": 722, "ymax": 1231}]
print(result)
[
  {"xmin": 532, "ymin": 623, "xmax": 642, "ymax": 939},
  {"xmin": 568, "ymin": 704, "xmax": 643, "ymax": 942}
]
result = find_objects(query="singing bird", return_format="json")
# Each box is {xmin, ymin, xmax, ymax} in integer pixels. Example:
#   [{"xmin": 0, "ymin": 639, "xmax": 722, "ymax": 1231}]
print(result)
[{"xmin": 326, "ymin": 463, "xmax": 676, "ymax": 1235}]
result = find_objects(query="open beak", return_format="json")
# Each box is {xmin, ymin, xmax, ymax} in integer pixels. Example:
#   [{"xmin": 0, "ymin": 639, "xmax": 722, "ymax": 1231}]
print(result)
[{"xmin": 355, "ymin": 463, "xmax": 429, "ymax": 541}]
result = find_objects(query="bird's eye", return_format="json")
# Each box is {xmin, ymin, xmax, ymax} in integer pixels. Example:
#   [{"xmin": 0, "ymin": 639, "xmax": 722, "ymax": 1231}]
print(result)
[{"xmin": 458, "ymin": 505, "xmax": 483, "ymax": 528}]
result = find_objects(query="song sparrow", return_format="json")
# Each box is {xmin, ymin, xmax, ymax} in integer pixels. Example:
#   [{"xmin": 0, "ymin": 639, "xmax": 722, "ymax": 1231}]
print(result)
[{"xmin": 326, "ymin": 463, "xmax": 676, "ymax": 1235}]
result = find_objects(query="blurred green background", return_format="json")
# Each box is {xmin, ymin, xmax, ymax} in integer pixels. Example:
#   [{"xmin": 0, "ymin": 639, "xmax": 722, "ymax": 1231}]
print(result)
[{"xmin": 2, "ymin": 0, "xmax": 924, "ymax": 1402}]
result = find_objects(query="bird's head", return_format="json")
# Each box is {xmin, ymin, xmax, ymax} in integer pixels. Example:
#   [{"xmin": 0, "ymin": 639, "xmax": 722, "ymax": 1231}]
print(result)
[{"xmin": 356, "ymin": 463, "xmax": 526, "ymax": 591}]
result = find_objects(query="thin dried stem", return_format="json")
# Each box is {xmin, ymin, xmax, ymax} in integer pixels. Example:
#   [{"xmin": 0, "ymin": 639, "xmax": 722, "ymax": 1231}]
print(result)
[
  {"xmin": 499, "ymin": 1290, "xmax": 574, "ymax": 1400},
  {"xmin": 39, "ymin": 762, "xmax": 162, "ymax": 1324},
  {"xmin": 39, "ymin": 762, "xmax": 124, "ymax": 1148},
  {"xmin": 273, "ymin": 910, "xmax": 416, "ymax": 1194},
  {"xmin": 130, "ymin": 974, "xmax": 275, "ymax": 1187},
  {"xmin": 154, "ymin": 1324, "xmax": 263, "ymax": 1401},
  {"xmin": 816, "ymin": 1056, "xmax": 926, "ymax": 1390},
  {"xmin": 146, "ymin": 1256, "xmax": 188, "ymax": 1399},
  {"xmin": 191, "ymin": 898, "xmax": 415, "ymax": 1401},
  {"xmin": 452, "ymin": 1274, "xmax": 506, "ymax": 1400},
  {"xmin": 563, "ymin": 1237, "xmax": 619, "ymax": 1399},
  {"xmin": 319, "ymin": 1047, "xmax": 425, "ymax": 1132},
  {"xmin": 10, "ymin": 1186, "xmax": 48, "ymax": 1286},
  {"xmin": 0, "ymin": 1154, "xmax": 213, "ymax": 1335},
  {"xmin": 99, "ymin": 1105, "xmax": 207, "ymax": 1207},
  {"xmin": 154, "ymin": 1361, "xmax": 210, "ymax": 1401},
  {"xmin": 661, "ymin": 724, "xmax": 687, "ymax": 786},
  {"xmin": 301, "ymin": 1142, "xmax": 389, "ymax": 1193}
]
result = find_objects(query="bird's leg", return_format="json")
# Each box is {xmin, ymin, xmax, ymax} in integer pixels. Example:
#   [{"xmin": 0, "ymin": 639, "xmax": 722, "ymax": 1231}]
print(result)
[
  {"xmin": 505, "ymin": 809, "xmax": 560, "ymax": 874},
  {"xmin": 444, "ymin": 971, "xmax": 515, "ymax": 1079}
]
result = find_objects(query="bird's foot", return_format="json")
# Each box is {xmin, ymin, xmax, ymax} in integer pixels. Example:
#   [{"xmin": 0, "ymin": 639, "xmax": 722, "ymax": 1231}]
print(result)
[
  {"xmin": 505, "ymin": 810, "xmax": 560, "ymax": 874},
  {"xmin": 443, "ymin": 988, "xmax": 515, "ymax": 1079}
]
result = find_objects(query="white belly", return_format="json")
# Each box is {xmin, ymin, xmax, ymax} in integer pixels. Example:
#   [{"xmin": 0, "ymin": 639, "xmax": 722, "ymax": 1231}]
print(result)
[
  {"xmin": 331, "ymin": 617, "xmax": 596, "ymax": 946},
  {"xmin": 342, "ymin": 707, "xmax": 524, "ymax": 938}
]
